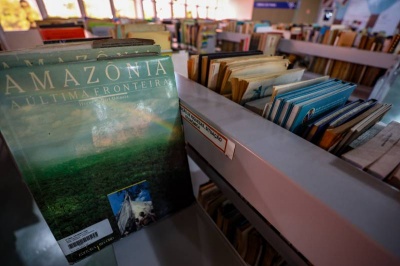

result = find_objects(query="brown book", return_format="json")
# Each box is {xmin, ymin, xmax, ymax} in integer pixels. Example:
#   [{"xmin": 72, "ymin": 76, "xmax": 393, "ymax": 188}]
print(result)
[
  {"xmin": 318, "ymin": 103, "xmax": 384, "ymax": 151},
  {"xmin": 329, "ymin": 30, "xmax": 357, "ymax": 79},
  {"xmin": 243, "ymin": 228, "xmax": 264, "ymax": 266}
]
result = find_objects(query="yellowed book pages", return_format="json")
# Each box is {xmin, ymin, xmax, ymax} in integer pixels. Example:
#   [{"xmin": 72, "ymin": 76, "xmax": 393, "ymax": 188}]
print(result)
[
  {"xmin": 215, "ymin": 55, "xmax": 283, "ymax": 90},
  {"xmin": 271, "ymin": 75, "xmax": 329, "ymax": 103},
  {"xmin": 122, "ymin": 23, "xmax": 165, "ymax": 37},
  {"xmin": 127, "ymin": 31, "xmax": 171, "ymax": 52},
  {"xmin": 220, "ymin": 59, "xmax": 289, "ymax": 95},
  {"xmin": 239, "ymin": 68, "xmax": 304, "ymax": 104},
  {"xmin": 191, "ymin": 55, "xmax": 199, "ymax": 82},
  {"xmin": 341, "ymin": 121, "xmax": 400, "ymax": 169},
  {"xmin": 207, "ymin": 62, "xmax": 221, "ymax": 90}
]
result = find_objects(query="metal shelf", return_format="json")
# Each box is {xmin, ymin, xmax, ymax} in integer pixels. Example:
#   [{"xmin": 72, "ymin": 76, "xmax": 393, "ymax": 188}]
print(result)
[
  {"xmin": 277, "ymin": 38, "xmax": 399, "ymax": 69},
  {"xmin": 176, "ymin": 73, "xmax": 400, "ymax": 266}
]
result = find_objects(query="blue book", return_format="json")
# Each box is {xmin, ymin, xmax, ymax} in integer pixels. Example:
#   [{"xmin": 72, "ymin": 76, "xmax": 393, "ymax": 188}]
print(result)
[
  {"xmin": 286, "ymin": 84, "xmax": 357, "ymax": 135},
  {"xmin": 269, "ymin": 79, "xmax": 340, "ymax": 123},
  {"xmin": 280, "ymin": 82, "xmax": 350, "ymax": 128},
  {"xmin": 268, "ymin": 79, "xmax": 340, "ymax": 122}
]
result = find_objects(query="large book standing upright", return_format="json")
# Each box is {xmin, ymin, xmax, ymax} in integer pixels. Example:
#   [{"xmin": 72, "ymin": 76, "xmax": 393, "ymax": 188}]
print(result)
[{"xmin": 0, "ymin": 47, "xmax": 194, "ymax": 263}]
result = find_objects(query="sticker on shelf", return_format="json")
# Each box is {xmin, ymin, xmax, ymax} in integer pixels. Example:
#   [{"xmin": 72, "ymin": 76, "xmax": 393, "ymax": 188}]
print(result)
[{"xmin": 180, "ymin": 103, "xmax": 236, "ymax": 159}]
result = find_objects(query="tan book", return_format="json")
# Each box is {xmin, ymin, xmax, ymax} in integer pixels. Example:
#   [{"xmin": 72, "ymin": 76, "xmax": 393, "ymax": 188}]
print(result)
[
  {"xmin": 235, "ymin": 68, "xmax": 304, "ymax": 104},
  {"xmin": 215, "ymin": 55, "xmax": 283, "ymax": 91},
  {"xmin": 127, "ymin": 31, "xmax": 171, "ymax": 53},
  {"xmin": 120, "ymin": 23, "xmax": 166, "ymax": 38},
  {"xmin": 270, "ymin": 75, "xmax": 329, "ymax": 103},
  {"xmin": 319, "ymin": 103, "xmax": 386, "ymax": 151},
  {"xmin": 220, "ymin": 59, "xmax": 289, "ymax": 95},
  {"xmin": 329, "ymin": 30, "xmax": 357, "ymax": 79},
  {"xmin": 341, "ymin": 121, "xmax": 400, "ymax": 169}
]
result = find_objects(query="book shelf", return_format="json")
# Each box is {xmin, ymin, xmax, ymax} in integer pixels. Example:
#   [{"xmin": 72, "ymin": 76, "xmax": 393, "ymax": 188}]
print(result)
[
  {"xmin": 277, "ymin": 39, "xmax": 400, "ymax": 99},
  {"xmin": 176, "ymin": 73, "xmax": 400, "ymax": 266},
  {"xmin": 278, "ymin": 39, "xmax": 399, "ymax": 69}
]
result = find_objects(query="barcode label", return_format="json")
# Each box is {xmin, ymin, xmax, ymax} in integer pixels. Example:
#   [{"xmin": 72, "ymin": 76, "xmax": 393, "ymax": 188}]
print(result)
[
  {"xmin": 68, "ymin": 232, "xmax": 99, "ymax": 249},
  {"xmin": 58, "ymin": 219, "xmax": 113, "ymax": 256}
]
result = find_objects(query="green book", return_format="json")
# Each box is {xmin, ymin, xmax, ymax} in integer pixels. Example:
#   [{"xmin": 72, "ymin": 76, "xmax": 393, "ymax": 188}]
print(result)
[
  {"xmin": 0, "ymin": 44, "xmax": 161, "ymax": 69},
  {"xmin": 0, "ymin": 54, "xmax": 194, "ymax": 263}
]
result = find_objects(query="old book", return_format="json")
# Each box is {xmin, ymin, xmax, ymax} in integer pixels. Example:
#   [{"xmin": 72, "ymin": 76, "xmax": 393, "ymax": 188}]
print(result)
[
  {"xmin": 127, "ymin": 31, "xmax": 172, "ymax": 54},
  {"xmin": 0, "ymin": 44, "xmax": 161, "ymax": 69},
  {"xmin": 341, "ymin": 121, "xmax": 400, "ymax": 169},
  {"xmin": 318, "ymin": 102, "xmax": 386, "ymax": 151},
  {"xmin": 116, "ymin": 23, "xmax": 166, "ymax": 38},
  {"xmin": 215, "ymin": 54, "xmax": 281, "ymax": 92},
  {"xmin": 197, "ymin": 50, "xmax": 263, "ymax": 86},
  {"xmin": 0, "ymin": 54, "xmax": 194, "ymax": 263},
  {"xmin": 329, "ymin": 30, "xmax": 357, "ymax": 79},
  {"xmin": 366, "ymin": 140, "xmax": 400, "ymax": 180},
  {"xmin": 220, "ymin": 59, "xmax": 289, "ymax": 95},
  {"xmin": 332, "ymin": 103, "xmax": 391, "ymax": 155},
  {"xmin": 235, "ymin": 68, "xmax": 304, "ymax": 105},
  {"xmin": 269, "ymin": 75, "xmax": 329, "ymax": 104}
]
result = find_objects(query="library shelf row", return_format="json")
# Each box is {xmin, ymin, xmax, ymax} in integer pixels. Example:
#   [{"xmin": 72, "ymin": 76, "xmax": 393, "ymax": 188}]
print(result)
[{"xmin": 176, "ymin": 73, "xmax": 400, "ymax": 266}]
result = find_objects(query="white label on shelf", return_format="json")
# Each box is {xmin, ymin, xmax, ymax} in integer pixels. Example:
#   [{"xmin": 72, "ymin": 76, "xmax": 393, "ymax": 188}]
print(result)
[
  {"xmin": 180, "ymin": 103, "xmax": 235, "ymax": 159},
  {"xmin": 57, "ymin": 219, "xmax": 113, "ymax": 256}
]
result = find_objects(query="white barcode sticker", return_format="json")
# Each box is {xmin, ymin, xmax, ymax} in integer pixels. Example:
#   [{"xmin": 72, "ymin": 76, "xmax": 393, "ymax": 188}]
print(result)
[{"xmin": 57, "ymin": 219, "xmax": 113, "ymax": 256}]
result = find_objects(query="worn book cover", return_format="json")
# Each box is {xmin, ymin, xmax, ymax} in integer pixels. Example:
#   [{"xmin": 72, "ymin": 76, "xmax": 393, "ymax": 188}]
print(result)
[
  {"xmin": 0, "ymin": 55, "xmax": 194, "ymax": 263},
  {"xmin": 0, "ymin": 44, "xmax": 161, "ymax": 69}
]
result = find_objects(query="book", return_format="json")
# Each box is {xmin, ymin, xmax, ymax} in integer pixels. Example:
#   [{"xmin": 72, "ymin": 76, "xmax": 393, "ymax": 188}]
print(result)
[
  {"xmin": 0, "ymin": 44, "xmax": 161, "ymax": 69},
  {"xmin": 304, "ymin": 99, "xmax": 364, "ymax": 143},
  {"xmin": 0, "ymin": 54, "xmax": 194, "ymax": 263},
  {"xmin": 285, "ymin": 83, "xmax": 356, "ymax": 134},
  {"xmin": 319, "ymin": 103, "xmax": 390, "ymax": 151},
  {"xmin": 267, "ymin": 76, "xmax": 330, "ymax": 121},
  {"xmin": 331, "ymin": 104, "xmax": 391, "ymax": 155},
  {"xmin": 220, "ymin": 59, "xmax": 289, "ymax": 95},
  {"xmin": 366, "ymin": 140, "xmax": 400, "ymax": 180},
  {"xmin": 127, "ymin": 31, "xmax": 172, "ymax": 54},
  {"xmin": 341, "ymin": 121, "xmax": 400, "ymax": 169},
  {"xmin": 269, "ymin": 79, "xmax": 341, "ymax": 124},
  {"xmin": 233, "ymin": 68, "xmax": 304, "ymax": 105}
]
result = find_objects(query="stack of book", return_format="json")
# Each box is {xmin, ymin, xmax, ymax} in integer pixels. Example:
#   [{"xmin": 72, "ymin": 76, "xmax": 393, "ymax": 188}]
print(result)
[
  {"xmin": 186, "ymin": 51, "xmax": 397, "ymax": 191},
  {"xmin": 198, "ymin": 181, "xmax": 288, "ymax": 266},
  {"xmin": 341, "ymin": 121, "xmax": 400, "ymax": 189},
  {"xmin": 187, "ymin": 51, "xmax": 301, "ymax": 103}
]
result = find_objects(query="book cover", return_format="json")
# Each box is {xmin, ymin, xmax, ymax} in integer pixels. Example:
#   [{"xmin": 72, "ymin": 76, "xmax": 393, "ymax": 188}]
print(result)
[
  {"xmin": 0, "ymin": 55, "xmax": 194, "ymax": 263},
  {"xmin": 0, "ymin": 44, "xmax": 161, "ymax": 69},
  {"xmin": 319, "ymin": 103, "xmax": 391, "ymax": 151},
  {"xmin": 269, "ymin": 79, "xmax": 340, "ymax": 124},
  {"xmin": 287, "ymin": 84, "xmax": 356, "ymax": 134}
]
